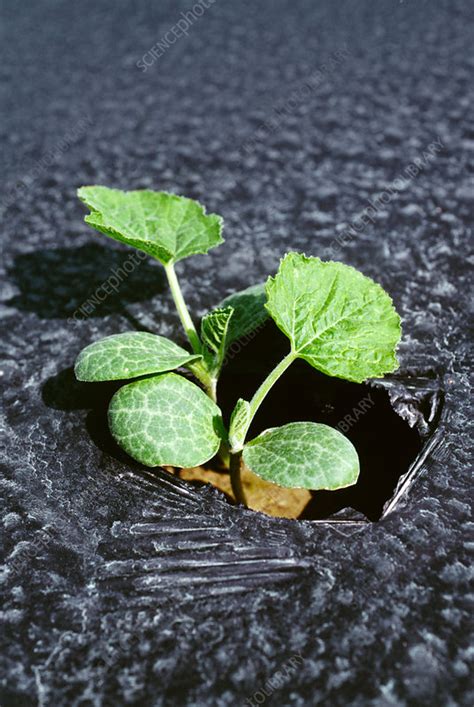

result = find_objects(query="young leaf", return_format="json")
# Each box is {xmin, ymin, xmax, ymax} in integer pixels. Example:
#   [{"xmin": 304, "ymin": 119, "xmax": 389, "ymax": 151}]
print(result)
[
  {"xmin": 228, "ymin": 398, "xmax": 251, "ymax": 452},
  {"xmin": 108, "ymin": 373, "xmax": 224, "ymax": 467},
  {"xmin": 199, "ymin": 283, "xmax": 269, "ymax": 376},
  {"xmin": 266, "ymin": 253, "xmax": 401, "ymax": 383},
  {"xmin": 77, "ymin": 186, "xmax": 223, "ymax": 265},
  {"xmin": 214, "ymin": 283, "xmax": 269, "ymax": 351},
  {"xmin": 243, "ymin": 421, "xmax": 359, "ymax": 490},
  {"xmin": 200, "ymin": 306, "xmax": 234, "ymax": 373},
  {"xmin": 75, "ymin": 332, "xmax": 201, "ymax": 382}
]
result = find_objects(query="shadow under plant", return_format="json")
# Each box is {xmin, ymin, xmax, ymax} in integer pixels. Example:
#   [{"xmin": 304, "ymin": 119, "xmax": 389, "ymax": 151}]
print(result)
[{"xmin": 6, "ymin": 243, "xmax": 166, "ymax": 321}]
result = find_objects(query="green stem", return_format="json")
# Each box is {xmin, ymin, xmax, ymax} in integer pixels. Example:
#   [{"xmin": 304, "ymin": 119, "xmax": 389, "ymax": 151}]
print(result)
[
  {"xmin": 186, "ymin": 361, "xmax": 216, "ymax": 400},
  {"xmin": 218, "ymin": 440, "xmax": 230, "ymax": 467},
  {"xmin": 164, "ymin": 262, "xmax": 217, "ymax": 400},
  {"xmin": 228, "ymin": 351, "xmax": 296, "ymax": 509},
  {"xmin": 230, "ymin": 450, "xmax": 247, "ymax": 506},
  {"xmin": 186, "ymin": 362, "xmax": 217, "ymax": 403},
  {"xmin": 244, "ymin": 350, "xmax": 296, "ymax": 440},
  {"xmin": 164, "ymin": 262, "xmax": 202, "ymax": 354}
]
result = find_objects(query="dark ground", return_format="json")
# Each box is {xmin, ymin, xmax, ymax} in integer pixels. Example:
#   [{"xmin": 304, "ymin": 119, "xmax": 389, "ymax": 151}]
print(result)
[{"xmin": 0, "ymin": 1, "xmax": 473, "ymax": 705}]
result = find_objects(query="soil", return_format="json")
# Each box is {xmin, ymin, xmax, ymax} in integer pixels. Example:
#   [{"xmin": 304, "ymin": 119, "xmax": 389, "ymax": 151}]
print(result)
[{"xmin": 172, "ymin": 464, "xmax": 312, "ymax": 519}]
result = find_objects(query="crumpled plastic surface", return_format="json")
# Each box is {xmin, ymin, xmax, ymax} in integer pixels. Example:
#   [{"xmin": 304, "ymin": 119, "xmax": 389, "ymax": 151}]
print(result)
[{"xmin": 0, "ymin": 1, "xmax": 471, "ymax": 705}]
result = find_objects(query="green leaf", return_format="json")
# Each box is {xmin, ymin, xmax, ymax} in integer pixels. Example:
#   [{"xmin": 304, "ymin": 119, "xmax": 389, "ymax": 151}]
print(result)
[
  {"xmin": 108, "ymin": 373, "xmax": 224, "ymax": 467},
  {"xmin": 228, "ymin": 398, "xmax": 251, "ymax": 452},
  {"xmin": 265, "ymin": 253, "xmax": 401, "ymax": 383},
  {"xmin": 243, "ymin": 421, "xmax": 359, "ymax": 490},
  {"xmin": 199, "ymin": 283, "xmax": 269, "ymax": 376},
  {"xmin": 216, "ymin": 283, "xmax": 269, "ymax": 351},
  {"xmin": 200, "ymin": 306, "xmax": 234, "ymax": 373},
  {"xmin": 77, "ymin": 186, "xmax": 224, "ymax": 265},
  {"xmin": 75, "ymin": 332, "xmax": 200, "ymax": 382}
]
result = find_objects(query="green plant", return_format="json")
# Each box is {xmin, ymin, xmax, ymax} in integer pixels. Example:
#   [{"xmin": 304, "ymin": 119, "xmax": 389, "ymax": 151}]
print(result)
[{"xmin": 75, "ymin": 186, "xmax": 401, "ymax": 508}]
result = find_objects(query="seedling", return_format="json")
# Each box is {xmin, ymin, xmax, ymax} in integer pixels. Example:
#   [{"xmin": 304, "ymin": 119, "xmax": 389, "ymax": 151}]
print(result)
[{"xmin": 74, "ymin": 186, "xmax": 401, "ymax": 508}]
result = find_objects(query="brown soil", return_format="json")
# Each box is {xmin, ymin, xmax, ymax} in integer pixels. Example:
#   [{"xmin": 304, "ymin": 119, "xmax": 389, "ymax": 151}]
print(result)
[{"xmin": 165, "ymin": 463, "xmax": 311, "ymax": 519}]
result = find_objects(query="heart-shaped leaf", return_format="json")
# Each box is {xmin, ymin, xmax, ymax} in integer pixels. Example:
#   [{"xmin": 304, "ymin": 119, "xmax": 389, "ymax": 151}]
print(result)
[
  {"xmin": 108, "ymin": 373, "xmax": 224, "ymax": 467},
  {"xmin": 243, "ymin": 421, "xmax": 359, "ymax": 490},
  {"xmin": 265, "ymin": 253, "xmax": 401, "ymax": 383},
  {"xmin": 75, "ymin": 332, "xmax": 200, "ymax": 382},
  {"xmin": 78, "ymin": 186, "xmax": 223, "ymax": 265}
]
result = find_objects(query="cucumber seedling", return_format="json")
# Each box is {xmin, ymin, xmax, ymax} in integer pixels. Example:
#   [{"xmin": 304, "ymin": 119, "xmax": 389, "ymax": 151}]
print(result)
[{"xmin": 75, "ymin": 186, "xmax": 401, "ymax": 507}]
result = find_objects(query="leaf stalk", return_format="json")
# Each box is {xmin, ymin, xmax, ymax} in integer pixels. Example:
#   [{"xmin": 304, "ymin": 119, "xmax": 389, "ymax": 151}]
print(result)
[
  {"xmin": 243, "ymin": 351, "xmax": 296, "ymax": 441},
  {"xmin": 164, "ymin": 262, "xmax": 202, "ymax": 355}
]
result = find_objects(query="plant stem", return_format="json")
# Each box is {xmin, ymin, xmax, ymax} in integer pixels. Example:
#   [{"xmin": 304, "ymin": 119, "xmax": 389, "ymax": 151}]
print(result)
[
  {"xmin": 164, "ymin": 262, "xmax": 218, "ymax": 399},
  {"xmin": 244, "ymin": 350, "xmax": 296, "ymax": 440},
  {"xmin": 228, "ymin": 351, "xmax": 296, "ymax": 509},
  {"xmin": 164, "ymin": 262, "xmax": 202, "ymax": 354},
  {"xmin": 218, "ymin": 440, "xmax": 230, "ymax": 467},
  {"xmin": 230, "ymin": 450, "xmax": 247, "ymax": 506},
  {"xmin": 187, "ymin": 360, "xmax": 216, "ymax": 400}
]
